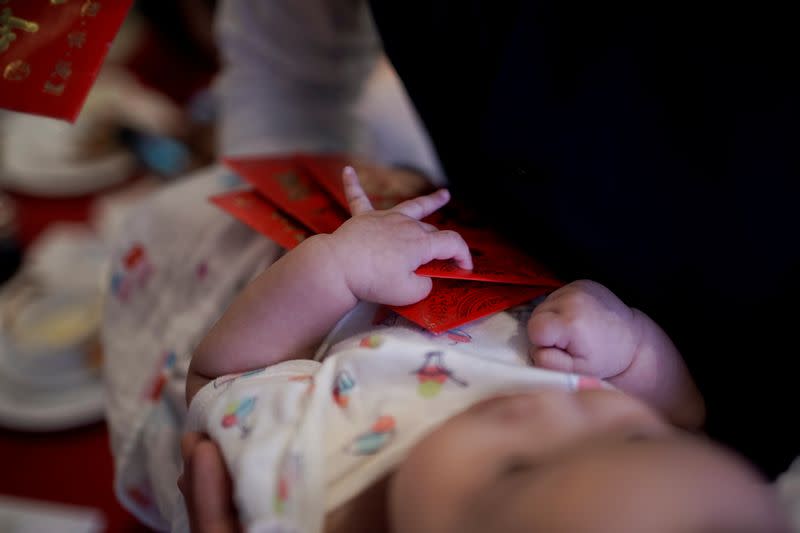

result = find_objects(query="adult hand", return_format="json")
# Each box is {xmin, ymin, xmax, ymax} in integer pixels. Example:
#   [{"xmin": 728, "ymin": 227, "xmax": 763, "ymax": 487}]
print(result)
[{"xmin": 178, "ymin": 432, "xmax": 241, "ymax": 533}]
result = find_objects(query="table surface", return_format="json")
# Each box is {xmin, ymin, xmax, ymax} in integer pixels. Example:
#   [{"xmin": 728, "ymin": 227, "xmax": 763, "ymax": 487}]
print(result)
[{"xmin": 0, "ymin": 422, "xmax": 154, "ymax": 532}]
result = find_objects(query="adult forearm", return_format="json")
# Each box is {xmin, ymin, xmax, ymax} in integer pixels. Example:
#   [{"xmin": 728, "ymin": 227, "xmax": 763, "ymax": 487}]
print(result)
[{"xmin": 215, "ymin": 0, "xmax": 381, "ymax": 157}]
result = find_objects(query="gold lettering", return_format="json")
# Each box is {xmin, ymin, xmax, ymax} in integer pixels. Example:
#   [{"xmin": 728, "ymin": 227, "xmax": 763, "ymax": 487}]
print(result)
[
  {"xmin": 54, "ymin": 60, "xmax": 72, "ymax": 80},
  {"xmin": 276, "ymin": 172, "xmax": 310, "ymax": 201},
  {"xmin": 0, "ymin": 8, "xmax": 39, "ymax": 53},
  {"xmin": 43, "ymin": 80, "xmax": 65, "ymax": 95},
  {"xmin": 67, "ymin": 31, "xmax": 86, "ymax": 48},
  {"xmin": 80, "ymin": 1, "xmax": 101, "ymax": 17},
  {"xmin": 3, "ymin": 59, "xmax": 30, "ymax": 81}
]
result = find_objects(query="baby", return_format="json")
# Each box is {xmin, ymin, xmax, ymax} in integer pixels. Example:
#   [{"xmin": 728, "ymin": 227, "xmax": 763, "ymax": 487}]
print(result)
[{"xmin": 185, "ymin": 169, "xmax": 788, "ymax": 532}]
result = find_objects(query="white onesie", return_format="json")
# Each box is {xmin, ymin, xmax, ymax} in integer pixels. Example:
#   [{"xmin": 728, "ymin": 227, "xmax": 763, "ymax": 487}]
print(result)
[{"xmin": 186, "ymin": 306, "xmax": 602, "ymax": 533}]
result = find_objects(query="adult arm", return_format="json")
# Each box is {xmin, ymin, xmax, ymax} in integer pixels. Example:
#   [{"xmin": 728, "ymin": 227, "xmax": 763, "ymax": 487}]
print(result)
[{"xmin": 215, "ymin": 0, "xmax": 382, "ymax": 157}]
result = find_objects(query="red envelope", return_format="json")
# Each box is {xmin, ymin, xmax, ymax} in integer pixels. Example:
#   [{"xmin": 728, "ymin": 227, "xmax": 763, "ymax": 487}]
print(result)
[
  {"xmin": 224, "ymin": 156, "xmax": 348, "ymax": 234},
  {"xmin": 296, "ymin": 153, "xmax": 415, "ymax": 211},
  {"xmin": 0, "ymin": 0, "xmax": 134, "ymax": 121},
  {"xmin": 216, "ymin": 155, "xmax": 563, "ymax": 335},
  {"xmin": 416, "ymin": 226, "xmax": 563, "ymax": 287},
  {"xmin": 293, "ymin": 154, "xmax": 351, "ymax": 208},
  {"xmin": 391, "ymin": 279, "xmax": 552, "ymax": 334},
  {"xmin": 210, "ymin": 189, "xmax": 312, "ymax": 250}
]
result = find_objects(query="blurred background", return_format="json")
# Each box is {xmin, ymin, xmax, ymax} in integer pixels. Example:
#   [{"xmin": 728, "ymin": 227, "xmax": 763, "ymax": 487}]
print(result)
[{"xmin": 0, "ymin": 2, "xmax": 218, "ymax": 531}]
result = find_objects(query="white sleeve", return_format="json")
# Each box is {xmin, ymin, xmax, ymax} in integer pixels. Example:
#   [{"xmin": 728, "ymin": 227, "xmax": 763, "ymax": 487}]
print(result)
[
  {"xmin": 214, "ymin": 0, "xmax": 382, "ymax": 157},
  {"xmin": 185, "ymin": 359, "xmax": 322, "ymax": 435}
]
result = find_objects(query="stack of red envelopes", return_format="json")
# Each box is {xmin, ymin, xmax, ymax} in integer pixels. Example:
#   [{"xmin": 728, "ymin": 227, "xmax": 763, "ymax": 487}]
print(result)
[{"xmin": 211, "ymin": 155, "xmax": 563, "ymax": 334}]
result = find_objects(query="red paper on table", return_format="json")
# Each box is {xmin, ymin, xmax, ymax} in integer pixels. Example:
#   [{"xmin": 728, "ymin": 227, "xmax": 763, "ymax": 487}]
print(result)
[
  {"xmin": 416, "ymin": 227, "xmax": 563, "ymax": 287},
  {"xmin": 0, "ymin": 0, "xmax": 134, "ymax": 121},
  {"xmin": 224, "ymin": 156, "xmax": 348, "ymax": 234},
  {"xmin": 297, "ymin": 153, "xmax": 415, "ymax": 211},
  {"xmin": 391, "ymin": 279, "xmax": 553, "ymax": 334},
  {"xmin": 210, "ymin": 189, "xmax": 312, "ymax": 250}
]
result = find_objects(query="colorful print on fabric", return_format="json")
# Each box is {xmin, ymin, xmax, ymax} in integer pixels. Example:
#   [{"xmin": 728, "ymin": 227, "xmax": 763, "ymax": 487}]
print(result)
[
  {"xmin": 413, "ymin": 351, "xmax": 468, "ymax": 398},
  {"xmin": 346, "ymin": 415, "xmax": 396, "ymax": 455},
  {"xmin": 111, "ymin": 243, "xmax": 155, "ymax": 301},
  {"xmin": 445, "ymin": 328, "xmax": 472, "ymax": 345},
  {"xmin": 359, "ymin": 335, "xmax": 384, "ymax": 349},
  {"xmin": 195, "ymin": 261, "xmax": 209, "ymax": 280},
  {"xmin": 332, "ymin": 370, "xmax": 355, "ymax": 408},
  {"xmin": 212, "ymin": 368, "xmax": 266, "ymax": 389},
  {"xmin": 143, "ymin": 350, "xmax": 176, "ymax": 401},
  {"xmin": 221, "ymin": 396, "xmax": 257, "ymax": 437},
  {"xmin": 273, "ymin": 454, "xmax": 303, "ymax": 515},
  {"xmin": 126, "ymin": 484, "xmax": 153, "ymax": 509},
  {"xmin": 288, "ymin": 374, "xmax": 315, "ymax": 395}
]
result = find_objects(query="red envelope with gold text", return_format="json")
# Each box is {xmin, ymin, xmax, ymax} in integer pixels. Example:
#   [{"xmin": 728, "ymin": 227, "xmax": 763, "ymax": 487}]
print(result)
[
  {"xmin": 210, "ymin": 189, "xmax": 312, "ymax": 251},
  {"xmin": 0, "ymin": 0, "xmax": 133, "ymax": 121},
  {"xmin": 293, "ymin": 153, "xmax": 353, "ymax": 208},
  {"xmin": 224, "ymin": 156, "xmax": 349, "ymax": 234}
]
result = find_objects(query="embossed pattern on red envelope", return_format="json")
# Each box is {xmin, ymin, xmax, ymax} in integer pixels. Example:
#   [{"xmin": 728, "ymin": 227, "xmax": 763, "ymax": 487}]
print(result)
[
  {"xmin": 416, "ymin": 227, "xmax": 562, "ymax": 287},
  {"xmin": 391, "ymin": 279, "xmax": 552, "ymax": 334},
  {"xmin": 0, "ymin": 0, "xmax": 133, "ymax": 121},
  {"xmin": 210, "ymin": 189, "xmax": 311, "ymax": 250}
]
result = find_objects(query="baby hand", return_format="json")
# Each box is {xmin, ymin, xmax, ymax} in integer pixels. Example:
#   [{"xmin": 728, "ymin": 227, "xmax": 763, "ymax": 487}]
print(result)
[
  {"xmin": 326, "ymin": 167, "xmax": 472, "ymax": 306},
  {"xmin": 527, "ymin": 280, "xmax": 643, "ymax": 379}
]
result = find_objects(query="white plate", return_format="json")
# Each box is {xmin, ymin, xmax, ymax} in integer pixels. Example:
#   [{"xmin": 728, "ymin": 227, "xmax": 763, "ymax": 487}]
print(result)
[
  {"xmin": 0, "ymin": 348, "xmax": 105, "ymax": 432},
  {"xmin": 0, "ymin": 496, "xmax": 105, "ymax": 533},
  {"xmin": 0, "ymin": 270, "xmax": 106, "ymax": 431},
  {"xmin": 0, "ymin": 113, "xmax": 136, "ymax": 197}
]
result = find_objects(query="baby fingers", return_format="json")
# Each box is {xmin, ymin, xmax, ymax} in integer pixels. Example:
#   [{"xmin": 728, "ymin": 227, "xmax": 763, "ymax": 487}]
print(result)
[
  {"xmin": 425, "ymin": 229, "xmax": 474, "ymax": 270},
  {"xmin": 527, "ymin": 309, "xmax": 575, "ymax": 352},
  {"xmin": 392, "ymin": 189, "xmax": 451, "ymax": 220},
  {"xmin": 530, "ymin": 346, "xmax": 576, "ymax": 373},
  {"xmin": 343, "ymin": 166, "xmax": 374, "ymax": 215}
]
